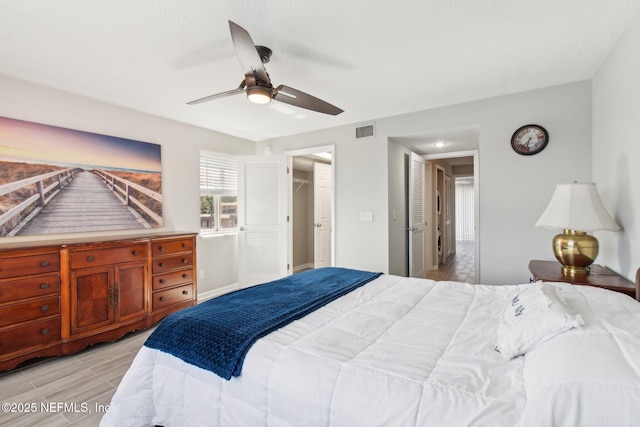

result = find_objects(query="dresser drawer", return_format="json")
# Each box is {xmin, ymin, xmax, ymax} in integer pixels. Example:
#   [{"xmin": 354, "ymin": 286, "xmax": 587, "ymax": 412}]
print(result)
[
  {"xmin": 0, "ymin": 296, "xmax": 60, "ymax": 328},
  {"xmin": 153, "ymin": 284, "xmax": 194, "ymax": 310},
  {"xmin": 0, "ymin": 253, "xmax": 60, "ymax": 280},
  {"xmin": 0, "ymin": 316, "xmax": 61, "ymax": 354},
  {"xmin": 0, "ymin": 274, "xmax": 60, "ymax": 304},
  {"xmin": 70, "ymin": 244, "xmax": 147, "ymax": 269},
  {"xmin": 152, "ymin": 238, "xmax": 193, "ymax": 256},
  {"xmin": 153, "ymin": 269, "xmax": 194, "ymax": 291},
  {"xmin": 152, "ymin": 253, "xmax": 193, "ymax": 274}
]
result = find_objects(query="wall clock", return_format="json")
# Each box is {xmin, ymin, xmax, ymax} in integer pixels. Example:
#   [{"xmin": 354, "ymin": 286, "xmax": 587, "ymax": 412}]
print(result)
[{"xmin": 511, "ymin": 124, "xmax": 549, "ymax": 155}]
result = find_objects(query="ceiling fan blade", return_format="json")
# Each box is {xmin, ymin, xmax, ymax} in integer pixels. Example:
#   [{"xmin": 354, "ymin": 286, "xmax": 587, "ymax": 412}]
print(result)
[
  {"xmin": 187, "ymin": 80, "xmax": 246, "ymax": 105},
  {"xmin": 228, "ymin": 21, "xmax": 270, "ymax": 84},
  {"xmin": 274, "ymin": 85, "xmax": 343, "ymax": 115}
]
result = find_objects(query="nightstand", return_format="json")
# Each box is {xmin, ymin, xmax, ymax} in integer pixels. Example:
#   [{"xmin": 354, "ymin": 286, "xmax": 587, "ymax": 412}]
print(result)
[{"xmin": 528, "ymin": 260, "xmax": 637, "ymax": 300}]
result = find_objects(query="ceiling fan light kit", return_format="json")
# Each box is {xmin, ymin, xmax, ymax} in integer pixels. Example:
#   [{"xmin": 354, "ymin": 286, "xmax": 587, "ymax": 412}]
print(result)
[
  {"xmin": 187, "ymin": 20, "xmax": 343, "ymax": 116},
  {"xmin": 247, "ymin": 86, "xmax": 272, "ymax": 104}
]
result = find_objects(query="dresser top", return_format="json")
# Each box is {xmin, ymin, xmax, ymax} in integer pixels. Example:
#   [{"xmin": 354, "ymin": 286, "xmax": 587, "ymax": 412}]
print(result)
[{"xmin": 0, "ymin": 231, "xmax": 198, "ymax": 252}]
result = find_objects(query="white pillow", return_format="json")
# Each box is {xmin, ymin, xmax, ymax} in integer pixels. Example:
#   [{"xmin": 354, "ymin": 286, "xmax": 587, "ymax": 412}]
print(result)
[{"xmin": 495, "ymin": 282, "xmax": 583, "ymax": 359}]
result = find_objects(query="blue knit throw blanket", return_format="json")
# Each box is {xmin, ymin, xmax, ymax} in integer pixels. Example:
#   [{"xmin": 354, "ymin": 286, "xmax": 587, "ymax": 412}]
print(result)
[{"xmin": 144, "ymin": 267, "xmax": 382, "ymax": 380}]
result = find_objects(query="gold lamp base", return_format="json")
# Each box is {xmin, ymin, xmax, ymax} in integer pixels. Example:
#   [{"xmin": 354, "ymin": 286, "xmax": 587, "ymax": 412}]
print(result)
[{"xmin": 552, "ymin": 229, "xmax": 599, "ymax": 275}]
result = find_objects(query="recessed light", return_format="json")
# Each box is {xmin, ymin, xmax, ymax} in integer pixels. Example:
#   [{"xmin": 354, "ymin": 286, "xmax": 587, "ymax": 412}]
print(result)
[{"xmin": 433, "ymin": 141, "xmax": 446, "ymax": 148}]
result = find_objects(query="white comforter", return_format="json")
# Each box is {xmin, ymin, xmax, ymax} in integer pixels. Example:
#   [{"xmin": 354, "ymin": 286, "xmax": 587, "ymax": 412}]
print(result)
[{"xmin": 101, "ymin": 274, "xmax": 640, "ymax": 426}]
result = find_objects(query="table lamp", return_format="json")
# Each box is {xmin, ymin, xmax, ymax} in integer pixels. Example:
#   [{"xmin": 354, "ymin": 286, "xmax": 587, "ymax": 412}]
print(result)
[{"xmin": 535, "ymin": 182, "xmax": 620, "ymax": 275}]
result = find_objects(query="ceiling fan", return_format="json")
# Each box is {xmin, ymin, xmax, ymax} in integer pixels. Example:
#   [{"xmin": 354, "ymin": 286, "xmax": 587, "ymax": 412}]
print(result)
[{"xmin": 187, "ymin": 21, "xmax": 343, "ymax": 116}]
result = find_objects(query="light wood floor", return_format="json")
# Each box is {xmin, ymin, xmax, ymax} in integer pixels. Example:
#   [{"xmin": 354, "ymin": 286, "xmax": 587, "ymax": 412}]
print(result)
[
  {"xmin": 0, "ymin": 327, "xmax": 154, "ymax": 426},
  {"xmin": 425, "ymin": 240, "xmax": 476, "ymax": 283}
]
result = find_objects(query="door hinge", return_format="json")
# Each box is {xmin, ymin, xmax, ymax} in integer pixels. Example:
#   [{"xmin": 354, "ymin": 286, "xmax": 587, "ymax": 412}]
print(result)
[
  {"xmin": 287, "ymin": 263, "xmax": 290, "ymax": 271},
  {"xmin": 287, "ymin": 166, "xmax": 290, "ymax": 174},
  {"xmin": 287, "ymin": 215, "xmax": 290, "ymax": 222}
]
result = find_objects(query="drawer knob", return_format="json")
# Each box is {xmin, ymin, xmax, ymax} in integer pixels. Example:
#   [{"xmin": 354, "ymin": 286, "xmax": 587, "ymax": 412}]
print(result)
[
  {"xmin": 159, "ymin": 296, "xmax": 166, "ymax": 301},
  {"xmin": 159, "ymin": 262, "xmax": 165, "ymax": 268},
  {"xmin": 182, "ymin": 243, "xmax": 188, "ymax": 249},
  {"xmin": 182, "ymin": 274, "xmax": 188, "ymax": 279},
  {"xmin": 40, "ymin": 283, "xmax": 50, "ymax": 289},
  {"xmin": 132, "ymin": 250, "xmax": 140, "ymax": 256},
  {"xmin": 159, "ymin": 246, "xmax": 166, "ymax": 252},
  {"xmin": 41, "ymin": 304, "xmax": 50, "ymax": 312},
  {"xmin": 40, "ymin": 260, "xmax": 49, "ymax": 267},
  {"xmin": 159, "ymin": 279, "xmax": 166, "ymax": 284},
  {"xmin": 182, "ymin": 259, "xmax": 188, "ymax": 264},
  {"xmin": 87, "ymin": 256, "xmax": 95, "ymax": 262},
  {"xmin": 182, "ymin": 290, "xmax": 189, "ymax": 295},
  {"xmin": 40, "ymin": 328, "xmax": 49, "ymax": 335}
]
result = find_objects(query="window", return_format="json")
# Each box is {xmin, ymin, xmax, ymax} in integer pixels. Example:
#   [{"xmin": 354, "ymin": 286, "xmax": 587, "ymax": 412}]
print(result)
[{"xmin": 200, "ymin": 151, "xmax": 238, "ymax": 233}]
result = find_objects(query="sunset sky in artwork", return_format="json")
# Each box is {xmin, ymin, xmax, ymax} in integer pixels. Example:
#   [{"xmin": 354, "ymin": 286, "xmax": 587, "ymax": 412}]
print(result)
[{"xmin": 0, "ymin": 116, "xmax": 161, "ymax": 172}]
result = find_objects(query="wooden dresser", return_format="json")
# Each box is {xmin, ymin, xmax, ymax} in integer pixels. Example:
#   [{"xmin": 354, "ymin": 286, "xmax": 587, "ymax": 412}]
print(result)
[
  {"xmin": 0, "ymin": 232, "xmax": 197, "ymax": 370},
  {"xmin": 150, "ymin": 235, "xmax": 196, "ymax": 323}
]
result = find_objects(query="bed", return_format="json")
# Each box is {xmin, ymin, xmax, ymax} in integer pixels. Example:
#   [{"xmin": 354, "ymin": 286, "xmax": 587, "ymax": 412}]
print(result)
[{"xmin": 100, "ymin": 267, "xmax": 640, "ymax": 427}]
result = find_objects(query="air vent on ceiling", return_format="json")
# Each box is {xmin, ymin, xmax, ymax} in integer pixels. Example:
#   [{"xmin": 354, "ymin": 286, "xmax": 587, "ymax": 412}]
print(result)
[{"xmin": 355, "ymin": 123, "xmax": 375, "ymax": 139}]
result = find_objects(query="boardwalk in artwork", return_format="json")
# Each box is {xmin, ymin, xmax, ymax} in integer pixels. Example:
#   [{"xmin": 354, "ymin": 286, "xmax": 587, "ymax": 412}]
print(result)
[{"xmin": 18, "ymin": 171, "xmax": 147, "ymax": 235}]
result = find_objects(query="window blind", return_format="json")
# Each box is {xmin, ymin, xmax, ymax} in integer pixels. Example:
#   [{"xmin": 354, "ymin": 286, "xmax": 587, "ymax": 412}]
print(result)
[{"xmin": 200, "ymin": 151, "xmax": 238, "ymax": 196}]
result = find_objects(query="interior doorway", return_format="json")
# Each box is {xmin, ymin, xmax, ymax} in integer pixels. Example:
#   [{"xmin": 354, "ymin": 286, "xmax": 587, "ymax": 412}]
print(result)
[
  {"xmin": 288, "ymin": 146, "xmax": 334, "ymax": 273},
  {"xmin": 391, "ymin": 125, "xmax": 479, "ymax": 282},
  {"xmin": 423, "ymin": 150, "xmax": 478, "ymax": 283}
]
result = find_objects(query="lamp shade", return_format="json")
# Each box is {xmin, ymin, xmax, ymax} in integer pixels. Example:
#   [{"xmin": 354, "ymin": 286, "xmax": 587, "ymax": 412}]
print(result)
[{"xmin": 535, "ymin": 182, "xmax": 620, "ymax": 232}]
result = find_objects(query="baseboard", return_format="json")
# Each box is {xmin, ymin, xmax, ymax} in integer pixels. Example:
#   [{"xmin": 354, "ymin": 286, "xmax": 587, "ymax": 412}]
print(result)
[
  {"xmin": 293, "ymin": 263, "xmax": 314, "ymax": 273},
  {"xmin": 197, "ymin": 283, "xmax": 238, "ymax": 303}
]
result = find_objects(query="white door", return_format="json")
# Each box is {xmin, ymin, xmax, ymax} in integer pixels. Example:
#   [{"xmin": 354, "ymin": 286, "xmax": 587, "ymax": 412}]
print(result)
[
  {"xmin": 237, "ymin": 155, "xmax": 289, "ymax": 287},
  {"xmin": 313, "ymin": 162, "xmax": 332, "ymax": 268},
  {"xmin": 408, "ymin": 152, "xmax": 426, "ymax": 278}
]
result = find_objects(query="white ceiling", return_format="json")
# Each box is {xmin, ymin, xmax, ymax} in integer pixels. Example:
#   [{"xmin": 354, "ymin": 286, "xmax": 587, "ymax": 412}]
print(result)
[
  {"xmin": 392, "ymin": 124, "xmax": 480, "ymax": 155},
  {"xmin": 1, "ymin": 1, "xmax": 639, "ymax": 142}
]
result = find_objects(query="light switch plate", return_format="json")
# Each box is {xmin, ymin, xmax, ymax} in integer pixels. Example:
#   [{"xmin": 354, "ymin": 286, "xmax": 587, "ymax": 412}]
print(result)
[{"xmin": 360, "ymin": 211, "xmax": 373, "ymax": 222}]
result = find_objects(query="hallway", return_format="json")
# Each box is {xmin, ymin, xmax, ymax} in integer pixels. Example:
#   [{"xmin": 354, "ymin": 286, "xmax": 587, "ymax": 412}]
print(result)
[{"xmin": 425, "ymin": 240, "xmax": 475, "ymax": 284}]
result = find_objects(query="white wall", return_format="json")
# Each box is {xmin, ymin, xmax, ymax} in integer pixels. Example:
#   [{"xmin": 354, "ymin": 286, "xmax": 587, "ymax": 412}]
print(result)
[
  {"xmin": 390, "ymin": 82, "xmax": 591, "ymax": 284},
  {"xmin": 592, "ymin": 11, "xmax": 640, "ymax": 281},
  {"xmin": 470, "ymin": 83, "xmax": 592, "ymax": 284},
  {"xmin": 0, "ymin": 75, "xmax": 255, "ymax": 295},
  {"xmin": 257, "ymin": 126, "xmax": 390, "ymax": 273},
  {"xmin": 388, "ymin": 83, "xmax": 592, "ymax": 284},
  {"xmin": 0, "ymin": 71, "xmax": 605, "ymax": 287},
  {"xmin": 263, "ymin": 81, "xmax": 592, "ymax": 284}
]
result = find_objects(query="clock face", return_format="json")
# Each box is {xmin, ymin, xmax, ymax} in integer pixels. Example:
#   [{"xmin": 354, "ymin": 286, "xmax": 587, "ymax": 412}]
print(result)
[{"xmin": 511, "ymin": 125, "xmax": 548, "ymax": 155}]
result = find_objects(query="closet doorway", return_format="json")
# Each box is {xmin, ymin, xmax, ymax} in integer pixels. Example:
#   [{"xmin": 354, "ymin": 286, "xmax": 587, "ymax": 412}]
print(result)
[{"xmin": 288, "ymin": 146, "xmax": 334, "ymax": 273}]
